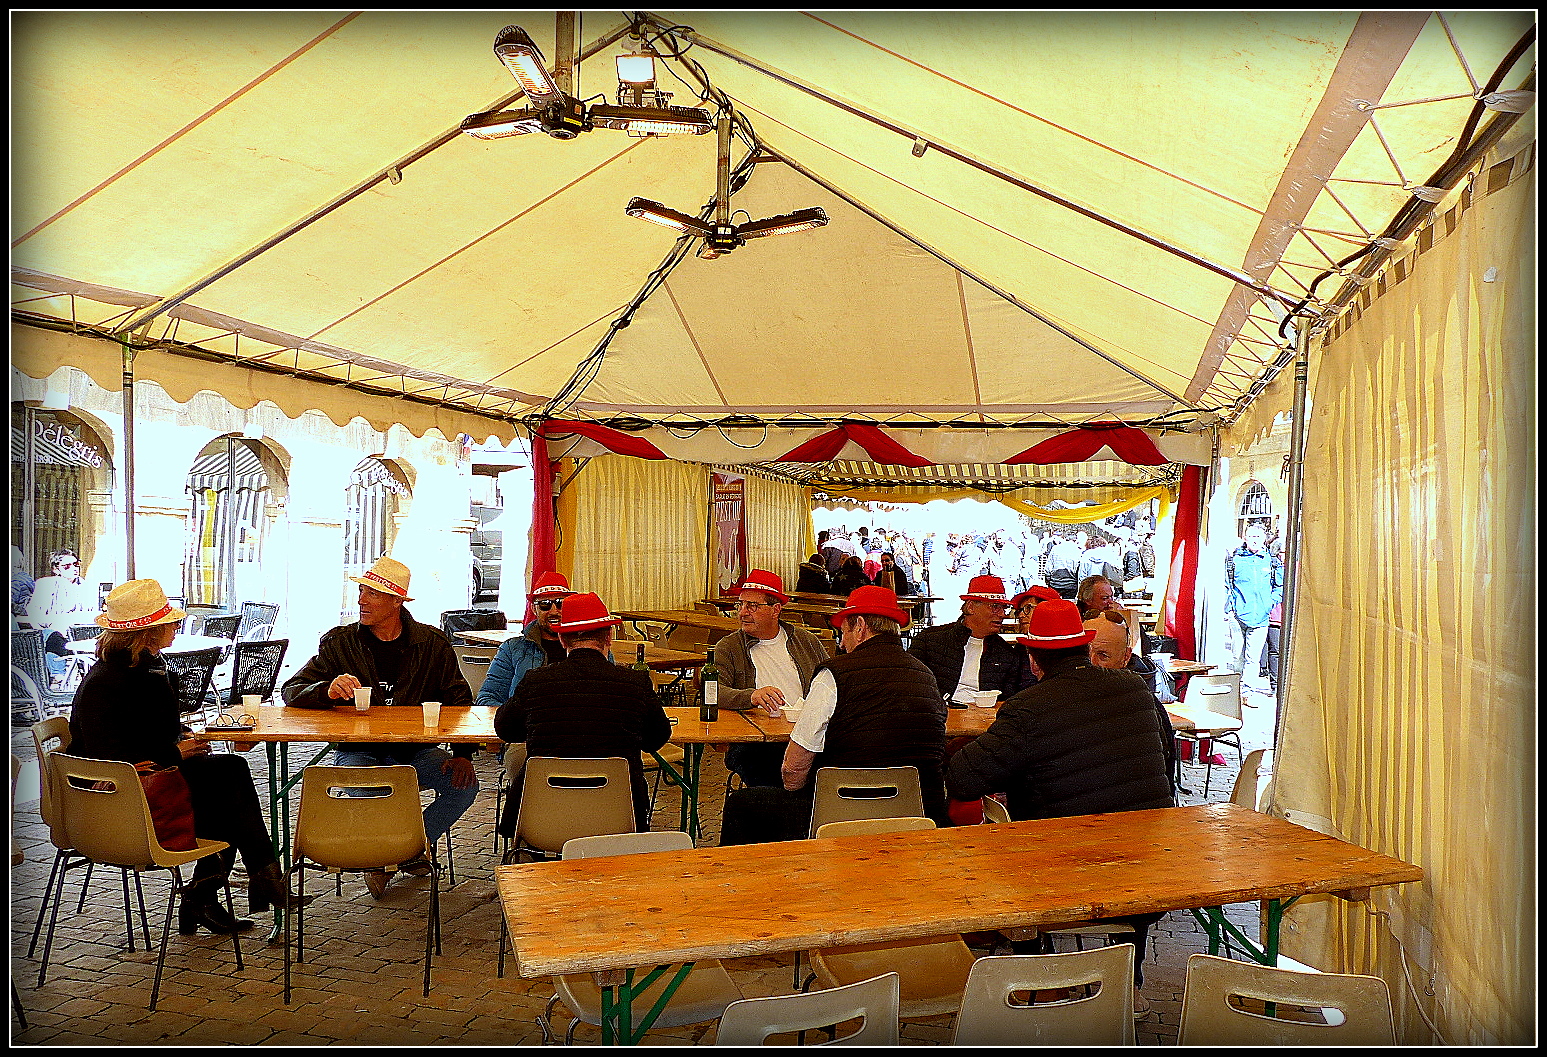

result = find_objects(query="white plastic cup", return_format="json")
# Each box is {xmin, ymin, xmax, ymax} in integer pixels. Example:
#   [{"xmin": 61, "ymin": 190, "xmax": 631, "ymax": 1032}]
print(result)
[
  {"xmin": 241, "ymin": 694, "xmax": 261, "ymax": 710},
  {"xmin": 974, "ymin": 690, "xmax": 999, "ymax": 708},
  {"xmin": 353, "ymin": 686, "xmax": 371, "ymax": 712},
  {"xmin": 422, "ymin": 700, "xmax": 441, "ymax": 728},
  {"xmin": 781, "ymin": 706, "xmax": 803, "ymax": 723}
]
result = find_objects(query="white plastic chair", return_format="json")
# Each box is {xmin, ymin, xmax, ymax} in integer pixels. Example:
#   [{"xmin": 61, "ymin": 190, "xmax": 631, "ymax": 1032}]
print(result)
[
  {"xmin": 715, "ymin": 972, "xmax": 901, "ymax": 1046},
  {"xmin": 1230, "ymin": 748, "xmax": 1272, "ymax": 811},
  {"xmin": 951, "ymin": 946, "xmax": 1136, "ymax": 1045},
  {"xmin": 1178, "ymin": 953, "xmax": 1396, "ymax": 1045}
]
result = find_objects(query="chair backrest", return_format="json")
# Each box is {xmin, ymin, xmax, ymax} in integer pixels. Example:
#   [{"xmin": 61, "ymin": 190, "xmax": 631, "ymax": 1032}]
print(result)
[
  {"xmin": 440, "ymin": 608, "xmax": 507, "ymax": 640},
  {"xmin": 561, "ymin": 830, "xmax": 695, "ymax": 859},
  {"xmin": 30, "ymin": 716, "xmax": 72, "ymax": 843},
  {"xmin": 952, "ymin": 946, "xmax": 1137, "ymax": 1045},
  {"xmin": 294, "ymin": 765, "xmax": 428, "ymax": 870},
  {"xmin": 514, "ymin": 757, "xmax": 637, "ymax": 856},
  {"xmin": 68, "ymin": 623, "xmax": 105, "ymax": 642},
  {"xmin": 455, "ymin": 646, "xmax": 497, "ymax": 696},
  {"xmin": 199, "ymin": 614, "xmax": 241, "ymax": 643},
  {"xmin": 1230, "ymin": 748, "xmax": 1271, "ymax": 811},
  {"xmin": 12, "ymin": 665, "xmax": 44, "ymax": 716},
  {"xmin": 237, "ymin": 601, "xmax": 280, "ymax": 640},
  {"xmin": 181, "ymin": 603, "xmax": 223, "ymax": 634},
  {"xmin": 51, "ymin": 752, "xmax": 166, "ymax": 867},
  {"xmin": 715, "ymin": 972, "xmax": 901, "ymax": 1046},
  {"xmin": 1178, "ymin": 953, "xmax": 1396, "ymax": 1045},
  {"xmin": 229, "ymin": 639, "xmax": 289, "ymax": 703},
  {"xmin": 808, "ymin": 766, "xmax": 926, "ymax": 836},
  {"xmin": 981, "ymin": 797, "xmax": 1012, "ymax": 824},
  {"xmin": 1187, "ymin": 671, "xmax": 1242, "ymax": 721},
  {"xmin": 12, "ymin": 629, "xmax": 47, "ymax": 686},
  {"xmin": 814, "ymin": 816, "xmax": 935, "ymax": 839},
  {"xmin": 162, "ymin": 648, "xmax": 222, "ymax": 716}
]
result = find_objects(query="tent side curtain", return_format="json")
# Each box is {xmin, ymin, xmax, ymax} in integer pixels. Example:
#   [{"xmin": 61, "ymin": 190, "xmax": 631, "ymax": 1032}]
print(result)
[
  {"xmin": 742, "ymin": 473, "xmax": 818, "ymax": 592},
  {"xmin": 11, "ymin": 323, "xmax": 520, "ymax": 447},
  {"xmin": 1273, "ymin": 148, "xmax": 1533, "ymax": 1044},
  {"xmin": 815, "ymin": 484, "xmax": 1170, "ymax": 525}
]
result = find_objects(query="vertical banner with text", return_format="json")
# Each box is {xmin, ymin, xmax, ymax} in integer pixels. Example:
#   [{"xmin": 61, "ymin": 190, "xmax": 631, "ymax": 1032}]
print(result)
[{"xmin": 711, "ymin": 471, "xmax": 748, "ymax": 596}]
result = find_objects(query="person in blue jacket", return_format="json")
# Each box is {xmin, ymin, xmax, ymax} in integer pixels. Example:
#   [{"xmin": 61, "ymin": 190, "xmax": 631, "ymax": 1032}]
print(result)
[
  {"xmin": 1223, "ymin": 523, "xmax": 1284, "ymax": 695},
  {"xmin": 477, "ymin": 571, "xmax": 574, "ymax": 709}
]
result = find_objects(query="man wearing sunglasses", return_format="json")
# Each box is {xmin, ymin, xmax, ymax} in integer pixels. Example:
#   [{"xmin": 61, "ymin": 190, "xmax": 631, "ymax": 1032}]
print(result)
[
  {"xmin": 24, "ymin": 548, "xmax": 97, "ymax": 688},
  {"xmin": 475, "ymin": 571, "xmax": 574, "ymax": 710}
]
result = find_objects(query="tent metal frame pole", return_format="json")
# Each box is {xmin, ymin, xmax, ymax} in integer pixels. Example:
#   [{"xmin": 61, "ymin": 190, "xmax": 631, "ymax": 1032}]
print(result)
[
  {"xmin": 121, "ymin": 341, "xmax": 136, "ymax": 580},
  {"xmin": 1273, "ymin": 327, "xmax": 1311, "ymax": 754}
]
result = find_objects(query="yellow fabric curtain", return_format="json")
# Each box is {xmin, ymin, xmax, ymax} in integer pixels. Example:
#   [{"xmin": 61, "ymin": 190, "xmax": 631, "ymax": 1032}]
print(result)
[
  {"xmin": 1273, "ymin": 148, "xmax": 1533, "ymax": 1043},
  {"xmin": 741, "ymin": 472, "xmax": 817, "ymax": 590},
  {"xmin": 815, "ymin": 484, "xmax": 1170, "ymax": 524}
]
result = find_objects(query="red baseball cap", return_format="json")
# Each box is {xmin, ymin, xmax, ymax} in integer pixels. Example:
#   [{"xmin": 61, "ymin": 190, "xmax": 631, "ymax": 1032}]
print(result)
[{"xmin": 1011, "ymin": 585, "xmax": 1061, "ymax": 609}]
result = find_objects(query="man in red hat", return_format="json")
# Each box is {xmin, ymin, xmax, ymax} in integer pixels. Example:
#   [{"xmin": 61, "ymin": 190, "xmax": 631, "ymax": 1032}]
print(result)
[
  {"xmin": 907, "ymin": 575, "xmax": 1033, "ymax": 706},
  {"xmin": 1011, "ymin": 585, "xmax": 1062, "ymax": 637},
  {"xmin": 495, "ymin": 592, "xmax": 672, "ymax": 831},
  {"xmin": 475, "ymin": 571, "xmax": 575, "ymax": 710},
  {"xmin": 720, "ymin": 585, "xmax": 948, "ymax": 845},
  {"xmin": 282, "ymin": 556, "xmax": 478, "ymax": 897},
  {"xmin": 945, "ymin": 598, "xmax": 1174, "ymax": 996},
  {"xmin": 714, "ymin": 570, "xmax": 832, "ymax": 788}
]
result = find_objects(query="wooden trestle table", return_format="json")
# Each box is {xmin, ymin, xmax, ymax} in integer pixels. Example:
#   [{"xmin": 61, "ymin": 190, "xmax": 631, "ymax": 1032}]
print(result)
[{"xmin": 496, "ymin": 802, "xmax": 1423, "ymax": 1043}]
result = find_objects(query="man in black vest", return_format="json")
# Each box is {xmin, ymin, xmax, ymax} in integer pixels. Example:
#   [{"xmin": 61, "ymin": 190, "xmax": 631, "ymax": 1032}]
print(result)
[
  {"xmin": 494, "ymin": 592, "xmax": 672, "ymax": 831},
  {"xmin": 720, "ymin": 586, "xmax": 948, "ymax": 845}
]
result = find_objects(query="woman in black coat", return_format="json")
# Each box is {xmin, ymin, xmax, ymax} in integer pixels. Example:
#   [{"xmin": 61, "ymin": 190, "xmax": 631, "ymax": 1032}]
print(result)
[
  {"xmin": 829, "ymin": 555, "xmax": 872, "ymax": 597},
  {"xmin": 68, "ymin": 580, "xmax": 307, "ymax": 934},
  {"xmin": 794, "ymin": 555, "xmax": 830, "ymax": 594}
]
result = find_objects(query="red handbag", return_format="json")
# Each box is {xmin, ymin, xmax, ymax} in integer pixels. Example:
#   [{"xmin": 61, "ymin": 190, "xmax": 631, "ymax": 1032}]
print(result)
[{"xmin": 135, "ymin": 764, "xmax": 199, "ymax": 851}]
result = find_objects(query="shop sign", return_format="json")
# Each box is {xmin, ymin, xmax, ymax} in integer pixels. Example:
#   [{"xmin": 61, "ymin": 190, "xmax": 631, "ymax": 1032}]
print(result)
[{"xmin": 34, "ymin": 419, "xmax": 104, "ymax": 468}]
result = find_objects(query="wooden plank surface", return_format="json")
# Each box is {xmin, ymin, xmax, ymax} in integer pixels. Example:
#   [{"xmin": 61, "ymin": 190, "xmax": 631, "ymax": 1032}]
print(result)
[
  {"xmin": 497, "ymin": 803, "xmax": 1423, "ymax": 978},
  {"xmin": 661, "ymin": 706, "xmax": 766, "ymax": 744},
  {"xmin": 614, "ymin": 610, "xmax": 742, "ymax": 634}
]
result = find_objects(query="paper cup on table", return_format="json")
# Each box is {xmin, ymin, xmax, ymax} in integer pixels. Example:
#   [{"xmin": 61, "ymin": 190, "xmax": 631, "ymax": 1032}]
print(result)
[
  {"xmin": 422, "ymin": 701, "xmax": 441, "ymax": 728},
  {"xmin": 974, "ymin": 690, "xmax": 999, "ymax": 708},
  {"xmin": 780, "ymin": 705, "xmax": 803, "ymax": 723},
  {"xmin": 241, "ymin": 694, "xmax": 261, "ymax": 710},
  {"xmin": 353, "ymin": 686, "xmax": 371, "ymax": 712}
]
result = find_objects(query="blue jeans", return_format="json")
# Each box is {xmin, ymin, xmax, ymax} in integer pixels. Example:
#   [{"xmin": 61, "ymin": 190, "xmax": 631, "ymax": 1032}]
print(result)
[{"xmin": 334, "ymin": 746, "xmax": 479, "ymax": 846}]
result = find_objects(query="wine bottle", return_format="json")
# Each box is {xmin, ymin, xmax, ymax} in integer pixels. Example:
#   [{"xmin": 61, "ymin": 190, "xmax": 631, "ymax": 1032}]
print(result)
[
  {"xmin": 631, "ymin": 642, "xmax": 650, "ymax": 671},
  {"xmin": 699, "ymin": 645, "xmax": 719, "ymax": 722}
]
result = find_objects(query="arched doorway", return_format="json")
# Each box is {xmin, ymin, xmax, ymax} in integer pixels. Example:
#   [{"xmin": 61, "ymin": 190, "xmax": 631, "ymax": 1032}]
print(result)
[
  {"xmin": 343, "ymin": 456, "xmax": 411, "ymax": 610},
  {"xmin": 10, "ymin": 401, "xmax": 113, "ymax": 585},
  {"xmin": 1235, "ymin": 480, "xmax": 1274, "ymax": 541},
  {"xmin": 183, "ymin": 437, "xmax": 285, "ymax": 608}
]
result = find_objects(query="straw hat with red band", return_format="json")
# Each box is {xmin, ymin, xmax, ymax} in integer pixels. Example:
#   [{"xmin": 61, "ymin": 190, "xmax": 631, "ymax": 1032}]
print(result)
[
  {"xmin": 552, "ymin": 592, "xmax": 622, "ymax": 634},
  {"xmin": 1011, "ymin": 585, "xmax": 1062, "ymax": 609},
  {"xmin": 960, "ymin": 575, "xmax": 1010, "ymax": 602},
  {"xmin": 735, "ymin": 569, "xmax": 789, "ymax": 604},
  {"xmin": 830, "ymin": 585, "xmax": 910, "ymax": 629},
  {"xmin": 349, "ymin": 556, "xmax": 413, "ymax": 600},
  {"xmin": 96, "ymin": 579, "xmax": 187, "ymax": 631},
  {"xmin": 528, "ymin": 571, "xmax": 574, "ymax": 601},
  {"xmin": 1016, "ymin": 599, "xmax": 1097, "ymax": 649}
]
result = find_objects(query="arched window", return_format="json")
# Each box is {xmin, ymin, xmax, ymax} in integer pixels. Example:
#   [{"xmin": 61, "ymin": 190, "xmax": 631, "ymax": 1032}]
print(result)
[
  {"xmin": 183, "ymin": 437, "xmax": 275, "ymax": 607},
  {"xmin": 10, "ymin": 401, "xmax": 112, "ymax": 583},
  {"xmin": 1236, "ymin": 481, "xmax": 1273, "ymax": 540},
  {"xmin": 343, "ymin": 457, "xmax": 410, "ymax": 606}
]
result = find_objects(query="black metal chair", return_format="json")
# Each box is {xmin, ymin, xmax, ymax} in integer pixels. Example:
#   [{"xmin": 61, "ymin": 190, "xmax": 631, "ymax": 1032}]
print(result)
[
  {"xmin": 11, "ymin": 629, "xmax": 73, "ymax": 723},
  {"xmin": 439, "ymin": 608, "xmax": 507, "ymax": 641},
  {"xmin": 162, "ymin": 648, "xmax": 222, "ymax": 726},
  {"xmin": 237, "ymin": 601, "xmax": 279, "ymax": 642},
  {"xmin": 220, "ymin": 639, "xmax": 289, "ymax": 710}
]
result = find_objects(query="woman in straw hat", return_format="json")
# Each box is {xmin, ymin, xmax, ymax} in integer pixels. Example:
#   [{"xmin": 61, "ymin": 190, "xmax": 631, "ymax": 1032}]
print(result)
[{"xmin": 68, "ymin": 579, "xmax": 309, "ymax": 934}]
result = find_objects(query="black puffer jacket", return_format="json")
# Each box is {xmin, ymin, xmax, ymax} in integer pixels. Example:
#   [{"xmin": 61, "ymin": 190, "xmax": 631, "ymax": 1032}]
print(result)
[
  {"xmin": 907, "ymin": 620, "xmax": 1033, "ymax": 702},
  {"xmin": 945, "ymin": 656, "xmax": 1175, "ymax": 820},
  {"xmin": 496, "ymin": 646, "xmax": 672, "ymax": 827}
]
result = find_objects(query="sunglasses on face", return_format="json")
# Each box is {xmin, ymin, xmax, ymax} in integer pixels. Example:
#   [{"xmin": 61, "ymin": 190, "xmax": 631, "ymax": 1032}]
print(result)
[{"xmin": 534, "ymin": 599, "xmax": 565, "ymax": 612}]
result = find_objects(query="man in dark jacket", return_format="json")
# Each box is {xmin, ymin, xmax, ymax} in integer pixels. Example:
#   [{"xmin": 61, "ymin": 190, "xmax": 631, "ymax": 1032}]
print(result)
[
  {"xmin": 720, "ymin": 586, "xmax": 948, "ymax": 844},
  {"xmin": 945, "ymin": 598, "xmax": 1175, "ymax": 991},
  {"xmin": 495, "ymin": 592, "xmax": 672, "ymax": 832},
  {"xmin": 907, "ymin": 575, "xmax": 1032, "ymax": 705},
  {"xmin": 282, "ymin": 557, "xmax": 477, "ymax": 897}
]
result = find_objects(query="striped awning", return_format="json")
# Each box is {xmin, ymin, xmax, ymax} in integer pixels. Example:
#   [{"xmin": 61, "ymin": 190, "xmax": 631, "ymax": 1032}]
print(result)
[{"xmin": 186, "ymin": 443, "xmax": 268, "ymax": 493}]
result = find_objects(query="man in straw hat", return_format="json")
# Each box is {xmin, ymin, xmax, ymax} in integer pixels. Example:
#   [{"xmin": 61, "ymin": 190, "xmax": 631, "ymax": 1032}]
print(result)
[
  {"xmin": 282, "ymin": 556, "xmax": 477, "ymax": 898},
  {"xmin": 720, "ymin": 585, "xmax": 948, "ymax": 845},
  {"xmin": 713, "ymin": 569, "xmax": 831, "ymax": 788},
  {"xmin": 945, "ymin": 598, "xmax": 1174, "ymax": 999},
  {"xmin": 907, "ymin": 575, "xmax": 1033, "ymax": 707},
  {"xmin": 494, "ymin": 592, "xmax": 671, "ymax": 831}
]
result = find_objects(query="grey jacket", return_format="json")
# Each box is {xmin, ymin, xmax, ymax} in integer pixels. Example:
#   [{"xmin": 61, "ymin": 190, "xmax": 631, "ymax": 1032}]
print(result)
[{"xmin": 712, "ymin": 623, "xmax": 830, "ymax": 710}]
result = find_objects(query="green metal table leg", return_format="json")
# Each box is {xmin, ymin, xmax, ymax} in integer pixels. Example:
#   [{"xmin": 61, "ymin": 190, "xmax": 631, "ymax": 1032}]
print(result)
[{"xmin": 600, "ymin": 964, "xmax": 697, "ymax": 1044}]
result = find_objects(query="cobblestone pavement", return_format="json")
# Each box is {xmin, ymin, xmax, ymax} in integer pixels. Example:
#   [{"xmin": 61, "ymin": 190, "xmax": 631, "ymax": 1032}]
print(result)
[{"xmin": 11, "ymin": 685, "xmax": 1277, "ymax": 1046}]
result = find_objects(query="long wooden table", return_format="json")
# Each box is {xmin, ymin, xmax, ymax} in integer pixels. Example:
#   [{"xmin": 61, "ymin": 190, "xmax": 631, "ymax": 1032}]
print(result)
[
  {"xmin": 453, "ymin": 629, "xmax": 708, "ymax": 672},
  {"xmin": 496, "ymin": 802, "xmax": 1424, "ymax": 1043},
  {"xmin": 613, "ymin": 609, "xmax": 741, "ymax": 637}
]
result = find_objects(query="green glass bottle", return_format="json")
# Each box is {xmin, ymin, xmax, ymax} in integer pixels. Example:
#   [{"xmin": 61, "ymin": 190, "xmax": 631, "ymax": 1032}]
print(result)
[
  {"xmin": 699, "ymin": 645, "xmax": 719, "ymax": 722},
  {"xmin": 631, "ymin": 642, "xmax": 650, "ymax": 672}
]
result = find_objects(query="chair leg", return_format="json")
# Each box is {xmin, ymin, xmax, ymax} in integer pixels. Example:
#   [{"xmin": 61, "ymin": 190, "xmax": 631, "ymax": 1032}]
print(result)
[
  {"xmin": 149, "ymin": 868, "xmax": 182, "ymax": 1012},
  {"xmin": 133, "ymin": 871, "xmax": 153, "ymax": 950},
  {"xmin": 423, "ymin": 865, "xmax": 438, "ymax": 997},
  {"xmin": 27, "ymin": 848, "xmax": 68, "ymax": 958},
  {"xmin": 76, "ymin": 860, "xmax": 96, "ymax": 913},
  {"xmin": 441, "ymin": 830, "xmax": 456, "ymax": 888},
  {"xmin": 120, "ymin": 869, "xmax": 137, "ymax": 952},
  {"xmin": 222, "ymin": 879, "xmax": 245, "ymax": 972},
  {"xmin": 35, "ymin": 854, "xmax": 76, "ymax": 987}
]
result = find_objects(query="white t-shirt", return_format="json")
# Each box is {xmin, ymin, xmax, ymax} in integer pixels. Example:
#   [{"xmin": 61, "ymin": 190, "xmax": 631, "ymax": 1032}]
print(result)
[
  {"xmin": 749, "ymin": 629, "xmax": 806, "ymax": 705},
  {"xmin": 951, "ymin": 634, "xmax": 986, "ymax": 704}
]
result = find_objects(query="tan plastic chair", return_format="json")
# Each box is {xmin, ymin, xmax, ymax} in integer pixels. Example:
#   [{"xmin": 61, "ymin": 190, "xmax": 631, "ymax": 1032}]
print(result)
[
  {"xmin": 1229, "ymin": 748, "xmax": 1271, "ymax": 811},
  {"xmin": 534, "ymin": 831, "xmax": 742, "ymax": 1044},
  {"xmin": 454, "ymin": 645, "xmax": 497, "ymax": 696},
  {"xmin": 716, "ymin": 971, "xmax": 902, "ymax": 1046},
  {"xmin": 951, "ymin": 946, "xmax": 1137, "ymax": 1045},
  {"xmin": 1173, "ymin": 672, "xmax": 1244, "ymax": 796},
  {"xmin": 497, "ymin": 757, "xmax": 638, "ymax": 979},
  {"xmin": 285, "ymin": 765, "xmax": 439, "ymax": 1003},
  {"xmin": 804, "ymin": 817, "xmax": 975, "ymax": 1021},
  {"xmin": 44, "ymin": 753, "xmax": 243, "ymax": 1010},
  {"xmin": 808, "ymin": 766, "xmax": 926, "ymax": 835},
  {"xmin": 1178, "ymin": 953, "xmax": 1397, "ymax": 1045},
  {"xmin": 815, "ymin": 816, "xmax": 935, "ymax": 839}
]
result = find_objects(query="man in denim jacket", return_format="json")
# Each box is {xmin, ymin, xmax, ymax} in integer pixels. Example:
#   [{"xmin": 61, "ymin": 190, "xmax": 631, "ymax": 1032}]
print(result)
[{"xmin": 1224, "ymin": 524, "xmax": 1283, "ymax": 695}]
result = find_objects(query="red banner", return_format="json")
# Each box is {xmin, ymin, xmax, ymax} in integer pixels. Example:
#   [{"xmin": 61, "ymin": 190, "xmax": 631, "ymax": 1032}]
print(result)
[{"xmin": 711, "ymin": 472, "xmax": 748, "ymax": 597}]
